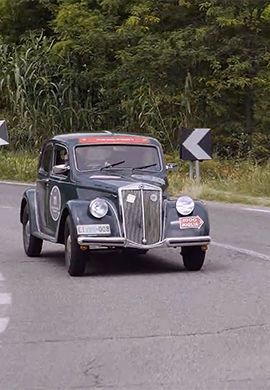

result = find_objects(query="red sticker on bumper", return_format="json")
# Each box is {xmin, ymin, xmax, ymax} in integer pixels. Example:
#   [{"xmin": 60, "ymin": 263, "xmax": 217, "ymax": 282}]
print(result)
[
  {"xmin": 179, "ymin": 216, "xmax": 204, "ymax": 229},
  {"xmin": 79, "ymin": 136, "xmax": 150, "ymax": 144}
]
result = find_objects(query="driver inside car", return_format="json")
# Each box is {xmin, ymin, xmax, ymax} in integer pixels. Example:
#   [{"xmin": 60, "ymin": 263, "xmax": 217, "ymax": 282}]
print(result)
[{"xmin": 76, "ymin": 145, "xmax": 114, "ymax": 170}]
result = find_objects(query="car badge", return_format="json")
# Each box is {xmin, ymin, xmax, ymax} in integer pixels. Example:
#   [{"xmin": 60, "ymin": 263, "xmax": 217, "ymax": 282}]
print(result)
[{"xmin": 150, "ymin": 194, "xmax": 158, "ymax": 202}]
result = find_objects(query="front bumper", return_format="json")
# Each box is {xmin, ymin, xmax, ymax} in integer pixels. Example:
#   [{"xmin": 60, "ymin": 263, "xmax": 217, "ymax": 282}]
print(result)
[{"xmin": 77, "ymin": 235, "xmax": 211, "ymax": 249}]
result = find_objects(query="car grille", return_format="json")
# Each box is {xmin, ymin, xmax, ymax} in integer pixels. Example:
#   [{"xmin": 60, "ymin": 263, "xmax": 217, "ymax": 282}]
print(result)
[{"xmin": 120, "ymin": 185, "xmax": 162, "ymax": 245}]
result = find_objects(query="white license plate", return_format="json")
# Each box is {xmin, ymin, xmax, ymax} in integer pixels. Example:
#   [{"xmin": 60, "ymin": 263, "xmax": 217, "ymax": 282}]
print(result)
[{"xmin": 77, "ymin": 224, "xmax": 111, "ymax": 235}]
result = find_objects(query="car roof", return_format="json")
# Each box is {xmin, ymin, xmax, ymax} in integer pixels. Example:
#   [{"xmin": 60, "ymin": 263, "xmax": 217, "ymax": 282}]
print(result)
[{"xmin": 51, "ymin": 132, "xmax": 161, "ymax": 147}]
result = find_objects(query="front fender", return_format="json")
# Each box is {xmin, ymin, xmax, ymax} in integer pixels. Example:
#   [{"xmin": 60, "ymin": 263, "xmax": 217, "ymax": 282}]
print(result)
[
  {"xmin": 163, "ymin": 200, "xmax": 210, "ymax": 239},
  {"xmin": 65, "ymin": 199, "xmax": 122, "ymax": 238},
  {"xmin": 20, "ymin": 188, "xmax": 39, "ymax": 234}
]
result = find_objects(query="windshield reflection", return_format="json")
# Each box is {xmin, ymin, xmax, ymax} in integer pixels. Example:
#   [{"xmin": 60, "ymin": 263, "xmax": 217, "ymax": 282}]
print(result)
[{"xmin": 75, "ymin": 145, "xmax": 161, "ymax": 172}]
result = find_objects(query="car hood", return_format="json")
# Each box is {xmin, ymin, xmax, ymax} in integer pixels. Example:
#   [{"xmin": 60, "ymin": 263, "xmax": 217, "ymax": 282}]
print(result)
[{"xmin": 76, "ymin": 171, "xmax": 167, "ymax": 194}]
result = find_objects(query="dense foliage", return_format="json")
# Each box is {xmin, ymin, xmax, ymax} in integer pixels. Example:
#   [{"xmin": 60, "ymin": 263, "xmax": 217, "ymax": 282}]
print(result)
[{"xmin": 1, "ymin": 0, "xmax": 270, "ymax": 158}]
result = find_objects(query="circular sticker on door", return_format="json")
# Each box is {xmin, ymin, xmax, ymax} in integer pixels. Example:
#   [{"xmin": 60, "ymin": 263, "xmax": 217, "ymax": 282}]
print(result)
[{"xmin": 49, "ymin": 186, "xmax": 61, "ymax": 221}]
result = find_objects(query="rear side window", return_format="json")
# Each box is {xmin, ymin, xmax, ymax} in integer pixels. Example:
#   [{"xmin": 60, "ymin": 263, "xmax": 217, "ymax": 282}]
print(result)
[{"xmin": 41, "ymin": 144, "xmax": 53, "ymax": 173}]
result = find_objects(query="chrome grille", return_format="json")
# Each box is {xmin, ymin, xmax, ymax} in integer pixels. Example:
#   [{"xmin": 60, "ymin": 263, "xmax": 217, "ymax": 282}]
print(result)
[{"xmin": 120, "ymin": 185, "xmax": 161, "ymax": 245}]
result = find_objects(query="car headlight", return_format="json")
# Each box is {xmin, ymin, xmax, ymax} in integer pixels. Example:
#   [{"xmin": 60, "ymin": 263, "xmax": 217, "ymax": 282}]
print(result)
[
  {"xmin": 176, "ymin": 196, "xmax": 195, "ymax": 216},
  {"xmin": 89, "ymin": 198, "xmax": 108, "ymax": 218}
]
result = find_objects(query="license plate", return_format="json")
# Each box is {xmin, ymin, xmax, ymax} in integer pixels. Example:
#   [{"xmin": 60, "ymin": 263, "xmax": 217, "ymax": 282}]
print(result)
[{"xmin": 77, "ymin": 224, "xmax": 111, "ymax": 235}]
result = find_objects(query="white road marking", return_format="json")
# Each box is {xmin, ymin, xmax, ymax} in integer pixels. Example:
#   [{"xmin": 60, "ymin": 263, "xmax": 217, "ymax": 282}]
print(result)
[
  {"xmin": 0, "ymin": 318, "xmax": 9, "ymax": 333},
  {"xmin": 0, "ymin": 271, "xmax": 11, "ymax": 334},
  {"xmin": 0, "ymin": 293, "xmax": 12, "ymax": 305},
  {"xmin": 0, "ymin": 205, "xmax": 16, "ymax": 210},
  {"xmin": 212, "ymin": 241, "xmax": 270, "ymax": 262},
  {"xmin": 0, "ymin": 180, "xmax": 35, "ymax": 186},
  {"xmin": 244, "ymin": 207, "xmax": 270, "ymax": 214}
]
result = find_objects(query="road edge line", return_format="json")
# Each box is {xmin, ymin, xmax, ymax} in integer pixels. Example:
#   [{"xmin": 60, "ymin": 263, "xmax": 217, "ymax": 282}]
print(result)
[{"xmin": 212, "ymin": 241, "xmax": 270, "ymax": 262}]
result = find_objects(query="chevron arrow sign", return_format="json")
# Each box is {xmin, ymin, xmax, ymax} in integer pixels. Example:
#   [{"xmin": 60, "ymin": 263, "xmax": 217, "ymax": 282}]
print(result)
[
  {"xmin": 180, "ymin": 128, "xmax": 212, "ymax": 161},
  {"xmin": 0, "ymin": 120, "xmax": 9, "ymax": 146}
]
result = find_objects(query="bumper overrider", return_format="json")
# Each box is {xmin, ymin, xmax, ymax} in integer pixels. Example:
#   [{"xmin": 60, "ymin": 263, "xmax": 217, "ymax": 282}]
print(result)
[{"xmin": 77, "ymin": 235, "xmax": 211, "ymax": 249}]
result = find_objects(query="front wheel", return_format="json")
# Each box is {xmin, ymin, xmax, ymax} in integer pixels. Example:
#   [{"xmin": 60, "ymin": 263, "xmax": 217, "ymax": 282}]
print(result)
[
  {"xmin": 22, "ymin": 204, "xmax": 43, "ymax": 257},
  {"xmin": 64, "ymin": 216, "xmax": 87, "ymax": 276},
  {"xmin": 181, "ymin": 246, "xmax": 206, "ymax": 271}
]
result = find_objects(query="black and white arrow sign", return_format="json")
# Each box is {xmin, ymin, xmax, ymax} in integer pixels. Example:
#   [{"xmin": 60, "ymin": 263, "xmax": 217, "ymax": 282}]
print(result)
[
  {"xmin": 0, "ymin": 120, "xmax": 9, "ymax": 146},
  {"xmin": 180, "ymin": 128, "xmax": 211, "ymax": 161}
]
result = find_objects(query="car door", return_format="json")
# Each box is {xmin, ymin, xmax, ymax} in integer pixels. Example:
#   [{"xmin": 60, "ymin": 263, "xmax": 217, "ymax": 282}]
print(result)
[
  {"xmin": 36, "ymin": 142, "xmax": 53, "ymax": 235},
  {"xmin": 45, "ymin": 143, "xmax": 72, "ymax": 236}
]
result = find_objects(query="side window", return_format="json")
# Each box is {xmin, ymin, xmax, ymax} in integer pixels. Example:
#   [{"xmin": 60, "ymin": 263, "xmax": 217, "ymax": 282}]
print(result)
[
  {"xmin": 41, "ymin": 144, "xmax": 53, "ymax": 174},
  {"xmin": 54, "ymin": 145, "xmax": 68, "ymax": 166}
]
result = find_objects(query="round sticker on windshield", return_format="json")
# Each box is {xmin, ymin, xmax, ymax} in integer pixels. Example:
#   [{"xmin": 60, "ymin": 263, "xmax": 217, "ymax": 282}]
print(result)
[
  {"xmin": 150, "ymin": 194, "xmax": 158, "ymax": 202},
  {"xmin": 50, "ymin": 186, "xmax": 61, "ymax": 221}
]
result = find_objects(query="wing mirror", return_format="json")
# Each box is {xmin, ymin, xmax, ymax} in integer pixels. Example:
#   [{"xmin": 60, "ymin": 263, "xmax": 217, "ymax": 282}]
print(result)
[
  {"xmin": 166, "ymin": 163, "xmax": 178, "ymax": 170},
  {"xmin": 52, "ymin": 164, "xmax": 70, "ymax": 175}
]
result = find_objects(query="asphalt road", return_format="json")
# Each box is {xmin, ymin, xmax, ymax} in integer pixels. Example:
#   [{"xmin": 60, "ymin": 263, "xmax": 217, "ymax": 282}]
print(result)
[{"xmin": 1, "ymin": 182, "xmax": 270, "ymax": 390}]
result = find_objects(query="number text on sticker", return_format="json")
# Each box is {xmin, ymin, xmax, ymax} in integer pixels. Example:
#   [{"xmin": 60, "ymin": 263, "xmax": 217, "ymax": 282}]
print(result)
[{"xmin": 179, "ymin": 216, "xmax": 204, "ymax": 229}]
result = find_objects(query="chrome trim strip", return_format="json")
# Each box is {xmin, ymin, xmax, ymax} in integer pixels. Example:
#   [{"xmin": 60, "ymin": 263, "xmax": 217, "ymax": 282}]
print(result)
[
  {"xmin": 105, "ymin": 199, "xmax": 122, "ymax": 237},
  {"xmin": 77, "ymin": 235, "xmax": 211, "ymax": 248},
  {"xmin": 162, "ymin": 199, "xmax": 167, "ymax": 240},
  {"xmin": 159, "ymin": 190, "xmax": 163, "ymax": 241},
  {"xmin": 119, "ymin": 182, "xmax": 162, "ymax": 191},
  {"xmin": 118, "ymin": 186, "xmax": 127, "ymax": 238},
  {"xmin": 34, "ymin": 190, "xmax": 43, "ymax": 235},
  {"xmin": 140, "ymin": 185, "xmax": 146, "ymax": 243},
  {"xmin": 78, "ymin": 237, "xmax": 125, "ymax": 246}
]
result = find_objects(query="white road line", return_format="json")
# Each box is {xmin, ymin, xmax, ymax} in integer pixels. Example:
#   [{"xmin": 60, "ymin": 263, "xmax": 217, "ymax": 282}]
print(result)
[
  {"xmin": 244, "ymin": 207, "xmax": 270, "ymax": 214},
  {"xmin": 0, "ymin": 205, "xmax": 16, "ymax": 210},
  {"xmin": 0, "ymin": 273, "xmax": 4, "ymax": 281},
  {"xmin": 212, "ymin": 241, "xmax": 270, "ymax": 262},
  {"xmin": 0, "ymin": 293, "xmax": 12, "ymax": 305},
  {"xmin": 0, "ymin": 180, "xmax": 35, "ymax": 186},
  {"xmin": 0, "ymin": 318, "xmax": 9, "ymax": 333}
]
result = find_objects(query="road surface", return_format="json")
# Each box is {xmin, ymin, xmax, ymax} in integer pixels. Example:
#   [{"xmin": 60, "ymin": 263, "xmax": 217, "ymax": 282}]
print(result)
[{"xmin": 1, "ymin": 182, "xmax": 270, "ymax": 390}]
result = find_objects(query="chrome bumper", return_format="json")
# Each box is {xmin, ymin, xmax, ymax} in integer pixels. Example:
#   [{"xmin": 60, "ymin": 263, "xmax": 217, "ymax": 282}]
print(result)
[{"xmin": 77, "ymin": 235, "xmax": 211, "ymax": 249}]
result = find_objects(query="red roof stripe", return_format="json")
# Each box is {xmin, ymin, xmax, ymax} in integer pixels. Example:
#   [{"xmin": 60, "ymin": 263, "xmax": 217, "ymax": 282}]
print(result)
[{"xmin": 78, "ymin": 136, "xmax": 150, "ymax": 144}]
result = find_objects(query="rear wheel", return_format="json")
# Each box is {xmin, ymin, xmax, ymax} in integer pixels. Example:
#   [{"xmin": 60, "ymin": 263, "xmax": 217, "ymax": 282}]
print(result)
[
  {"xmin": 64, "ymin": 216, "xmax": 87, "ymax": 276},
  {"xmin": 181, "ymin": 246, "xmax": 206, "ymax": 271},
  {"xmin": 22, "ymin": 204, "xmax": 43, "ymax": 257}
]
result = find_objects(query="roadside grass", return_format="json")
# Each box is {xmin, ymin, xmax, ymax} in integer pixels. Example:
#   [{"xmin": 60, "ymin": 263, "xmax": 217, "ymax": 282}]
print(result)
[
  {"xmin": 0, "ymin": 151, "xmax": 38, "ymax": 182},
  {"xmin": 1, "ymin": 151, "xmax": 270, "ymax": 206},
  {"xmin": 167, "ymin": 158, "xmax": 270, "ymax": 206}
]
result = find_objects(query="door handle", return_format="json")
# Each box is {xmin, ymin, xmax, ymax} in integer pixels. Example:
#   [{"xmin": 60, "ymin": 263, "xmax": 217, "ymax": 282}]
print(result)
[{"xmin": 42, "ymin": 178, "xmax": 50, "ymax": 186}]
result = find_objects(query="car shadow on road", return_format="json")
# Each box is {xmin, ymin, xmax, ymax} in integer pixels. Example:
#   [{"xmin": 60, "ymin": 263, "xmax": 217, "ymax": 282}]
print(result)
[
  {"xmin": 86, "ymin": 251, "xmax": 184, "ymax": 277},
  {"xmin": 40, "ymin": 249, "xmax": 185, "ymax": 277}
]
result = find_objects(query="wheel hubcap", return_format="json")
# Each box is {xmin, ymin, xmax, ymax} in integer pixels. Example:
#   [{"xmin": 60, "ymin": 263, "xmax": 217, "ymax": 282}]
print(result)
[{"xmin": 65, "ymin": 235, "xmax": 71, "ymax": 269}]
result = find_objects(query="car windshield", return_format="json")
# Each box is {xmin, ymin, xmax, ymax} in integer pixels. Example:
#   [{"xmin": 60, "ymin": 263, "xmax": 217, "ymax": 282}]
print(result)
[{"xmin": 75, "ymin": 144, "xmax": 161, "ymax": 172}]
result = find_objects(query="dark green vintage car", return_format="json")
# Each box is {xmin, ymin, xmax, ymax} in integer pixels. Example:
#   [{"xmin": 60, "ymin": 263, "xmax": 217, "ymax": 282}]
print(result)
[{"xmin": 20, "ymin": 132, "xmax": 211, "ymax": 276}]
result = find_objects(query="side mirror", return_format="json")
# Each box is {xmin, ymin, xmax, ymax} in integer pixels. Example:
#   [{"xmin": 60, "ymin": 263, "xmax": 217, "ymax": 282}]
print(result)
[
  {"xmin": 52, "ymin": 164, "xmax": 70, "ymax": 175},
  {"xmin": 166, "ymin": 163, "xmax": 178, "ymax": 170}
]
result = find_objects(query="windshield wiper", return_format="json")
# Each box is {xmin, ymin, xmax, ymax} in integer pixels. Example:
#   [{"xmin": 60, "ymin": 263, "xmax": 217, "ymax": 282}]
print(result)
[
  {"xmin": 132, "ymin": 163, "xmax": 157, "ymax": 171},
  {"xmin": 100, "ymin": 160, "xmax": 125, "ymax": 170}
]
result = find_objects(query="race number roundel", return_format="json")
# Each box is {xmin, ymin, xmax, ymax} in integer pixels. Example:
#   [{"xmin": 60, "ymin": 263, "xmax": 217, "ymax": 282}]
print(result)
[{"xmin": 49, "ymin": 186, "xmax": 61, "ymax": 221}]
